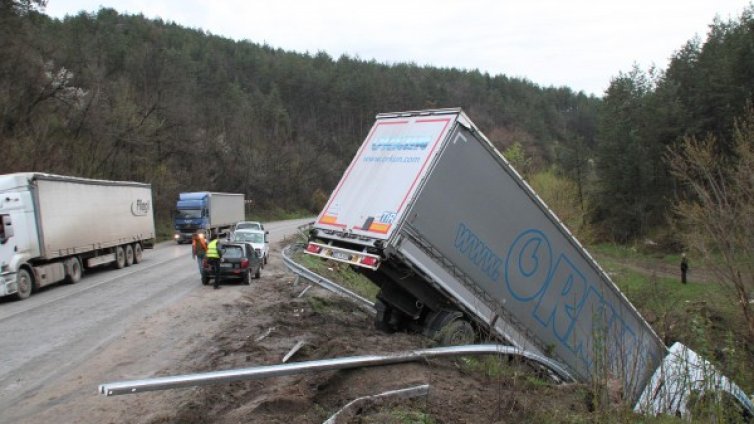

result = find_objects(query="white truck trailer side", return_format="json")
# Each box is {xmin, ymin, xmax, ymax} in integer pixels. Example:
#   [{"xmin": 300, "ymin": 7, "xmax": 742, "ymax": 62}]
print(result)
[
  {"xmin": 0, "ymin": 173, "xmax": 156, "ymax": 300},
  {"xmin": 305, "ymin": 109, "xmax": 754, "ymax": 417}
]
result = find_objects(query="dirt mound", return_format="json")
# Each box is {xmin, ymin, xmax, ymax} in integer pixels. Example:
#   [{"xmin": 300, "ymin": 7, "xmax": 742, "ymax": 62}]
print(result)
[{"xmin": 151, "ymin": 266, "xmax": 591, "ymax": 423}]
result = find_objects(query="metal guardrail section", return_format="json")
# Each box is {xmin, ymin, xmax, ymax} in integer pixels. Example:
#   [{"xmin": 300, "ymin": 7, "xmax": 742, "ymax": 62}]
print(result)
[
  {"xmin": 99, "ymin": 344, "xmax": 575, "ymax": 396},
  {"xmin": 323, "ymin": 384, "xmax": 430, "ymax": 424},
  {"xmin": 281, "ymin": 243, "xmax": 376, "ymax": 313}
]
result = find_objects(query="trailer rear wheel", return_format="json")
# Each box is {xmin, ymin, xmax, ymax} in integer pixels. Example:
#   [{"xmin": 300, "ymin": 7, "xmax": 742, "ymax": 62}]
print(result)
[
  {"xmin": 114, "ymin": 246, "xmax": 126, "ymax": 269},
  {"xmin": 124, "ymin": 244, "xmax": 134, "ymax": 267},
  {"xmin": 374, "ymin": 299, "xmax": 396, "ymax": 333},
  {"xmin": 436, "ymin": 318, "xmax": 475, "ymax": 346},
  {"xmin": 133, "ymin": 243, "xmax": 143, "ymax": 264},
  {"xmin": 14, "ymin": 269, "xmax": 32, "ymax": 300},
  {"xmin": 64, "ymin": 257, "xmax": 82, "ymax": 284}
]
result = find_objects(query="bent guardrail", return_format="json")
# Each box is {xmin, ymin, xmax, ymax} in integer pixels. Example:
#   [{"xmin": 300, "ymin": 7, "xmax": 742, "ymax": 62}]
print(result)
[{"xmin": 281, "ymin": 243, "xmax": 375, "ymax": 313}]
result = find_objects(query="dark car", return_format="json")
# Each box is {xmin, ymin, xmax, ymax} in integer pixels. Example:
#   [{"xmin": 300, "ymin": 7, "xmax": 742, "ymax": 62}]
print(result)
[{"xmin": 201, "ymin": 242, "xmax": 261, "ymax": 285}]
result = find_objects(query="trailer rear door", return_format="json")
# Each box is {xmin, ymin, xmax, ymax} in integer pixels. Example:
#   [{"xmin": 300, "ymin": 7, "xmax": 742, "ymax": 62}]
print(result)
[{"xmin": 316, "ymin": 111, "xmax": 457, "ymax": 240}]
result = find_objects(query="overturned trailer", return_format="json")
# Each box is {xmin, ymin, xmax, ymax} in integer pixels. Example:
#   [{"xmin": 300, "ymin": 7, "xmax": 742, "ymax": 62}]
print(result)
[{"xmin": 305, "ymin": 108, "xmax": 753, "ymax": 417}]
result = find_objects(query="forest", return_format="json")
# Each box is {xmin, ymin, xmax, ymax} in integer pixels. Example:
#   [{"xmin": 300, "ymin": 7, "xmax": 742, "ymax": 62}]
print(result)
[{"xmin": 1, "ymin": 1, "xmax": 753, "ymax": 250}]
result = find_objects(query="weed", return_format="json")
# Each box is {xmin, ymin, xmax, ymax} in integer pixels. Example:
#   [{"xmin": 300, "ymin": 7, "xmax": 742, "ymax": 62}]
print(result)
[
  {"xmin": 306, "ymin": 296, "xmax": 335, "ymax": 314},
  {"xmin": 390, "ymin": 408, "xmax": 435, "ymax": 424}
]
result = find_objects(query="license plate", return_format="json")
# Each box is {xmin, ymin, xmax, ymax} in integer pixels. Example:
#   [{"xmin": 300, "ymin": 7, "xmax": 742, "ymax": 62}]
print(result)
[
  {"xmin": 221, "ymin": 263, "xmax": 233, "ymax": 268},
  {"xmin": 331, "ymin": 251, "xmax": 351, "ymax": 261}
]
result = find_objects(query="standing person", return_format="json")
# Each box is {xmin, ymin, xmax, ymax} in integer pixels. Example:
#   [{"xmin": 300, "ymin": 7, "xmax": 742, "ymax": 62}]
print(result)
[
  {"xmin": 680, "ymin": 253, "xmax": 689, "ymax": 284},
  {"xmin": 191, "ymin": 231, "xmax": 207, "ymax": 275},
  {"xmin": 205, "ymin": 233, "xmax": 223, "ymax": 289}
]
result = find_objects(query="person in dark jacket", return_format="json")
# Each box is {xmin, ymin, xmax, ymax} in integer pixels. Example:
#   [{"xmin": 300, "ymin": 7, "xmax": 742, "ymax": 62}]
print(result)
[{"xmin": 680, "ymin": 253, "xmax": 689, "ymax": 284}]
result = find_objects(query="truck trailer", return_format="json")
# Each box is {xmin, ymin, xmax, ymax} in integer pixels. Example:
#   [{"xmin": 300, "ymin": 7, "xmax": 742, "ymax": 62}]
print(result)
[
  {"xmin": 305, "ymin": 109, "xmax": 754, "ymax": 417},
  {"xmin": 173, "ymin": 192, "xmax": 244, "ymax": 243},
  {"xmin": 0, "ymin": 173, "xmax": 155, "ymax": 300}
]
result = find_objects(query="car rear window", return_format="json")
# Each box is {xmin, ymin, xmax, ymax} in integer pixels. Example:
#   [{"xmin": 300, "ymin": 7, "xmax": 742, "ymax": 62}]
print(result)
[{"xmin": 221, "ymin": 246, "xmax": 244, "ymax": 259}]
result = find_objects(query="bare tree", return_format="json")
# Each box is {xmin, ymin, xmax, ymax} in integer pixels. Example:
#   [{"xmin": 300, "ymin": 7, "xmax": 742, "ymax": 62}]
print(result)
[{"xmin": 666, "ymin": 107, "xmax": 754, "ymax": 340}]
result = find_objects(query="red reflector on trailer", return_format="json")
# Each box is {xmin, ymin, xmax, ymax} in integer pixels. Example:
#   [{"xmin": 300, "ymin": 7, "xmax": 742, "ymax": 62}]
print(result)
[
  {"xmin": 360, "ymin": 256, "xmax": 378, "ymax": 267},
  {"xmin": 305, "ymin": 244, "xmax": 322, "ymax": 254}
]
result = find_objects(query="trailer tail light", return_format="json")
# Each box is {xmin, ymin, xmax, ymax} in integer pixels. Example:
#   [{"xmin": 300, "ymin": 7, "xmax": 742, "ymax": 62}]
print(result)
[
  {"xmin": 360, "ymin": 256, "xmax": 379, "ymax": 267},
  {"xmin": 305, "ymin": 243, "xmax": 322, "ymax": 254},
  {"xmin": 240, "ymin": 258, "xmax": 249, "ymax": 268}
]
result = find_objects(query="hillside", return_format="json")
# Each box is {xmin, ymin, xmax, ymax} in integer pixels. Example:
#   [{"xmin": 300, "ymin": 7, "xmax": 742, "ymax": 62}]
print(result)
[{"xmin": 0, "ymin": 5, "xmax": 599, "ymax": 226}]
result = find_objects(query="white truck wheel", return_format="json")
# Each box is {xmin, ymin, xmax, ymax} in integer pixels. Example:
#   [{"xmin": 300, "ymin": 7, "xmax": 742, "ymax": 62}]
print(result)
[
  {"xmin": 14, "ymin": 269, "xmax": 33, "ymax": 300},
  {"xmin": 114, "ymin": 246, "xmax": 126, "ymax": 269},
  {"xmin": 124, "ymin": 244, "xmax": 134, "ymax": 267},
  {"xmin": 133, "ymin": 243, "xmax": 143, "ymax": 264},
  {"xmin": 65, "ymin": 257, "xmax": 82, "ymax": 284}
]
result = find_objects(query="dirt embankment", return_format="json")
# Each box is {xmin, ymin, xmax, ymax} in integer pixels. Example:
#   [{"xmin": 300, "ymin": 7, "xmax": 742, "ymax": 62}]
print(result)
[
  {"xmin": 81, "ymin": 242, "xmax": 592, "ymax": 423},
  {"xmin": 147, "ymin": 272, "xmax": 592, "ymax": 423}
]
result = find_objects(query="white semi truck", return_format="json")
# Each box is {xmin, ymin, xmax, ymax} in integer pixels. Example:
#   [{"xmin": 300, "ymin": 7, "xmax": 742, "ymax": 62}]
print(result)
[
  {"xmin": 0, "ymin": 173, "xmax": 156, "ymax": 300},
  {"xmin": 305, "ymin": 109, "xmax": 754, "ymax": 417}
]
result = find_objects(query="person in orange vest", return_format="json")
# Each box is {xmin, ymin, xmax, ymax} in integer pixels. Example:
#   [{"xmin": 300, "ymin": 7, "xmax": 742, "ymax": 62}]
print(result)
[{"xmin": 191, "ymin": 231, "xmax": 208, "ymax": 275}]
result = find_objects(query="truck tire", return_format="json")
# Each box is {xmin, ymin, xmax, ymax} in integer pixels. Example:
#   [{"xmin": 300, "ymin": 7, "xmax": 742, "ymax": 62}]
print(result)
[
  {"xmin": 14, "ymin": 269, "xmax": 33, "ymax": 300},
  {"xmin": 124, "ymin": 244, "xmax": 134, "ymax": 267},
  {"xmin": 114, "ymin": 246, "xmax": 126, "ymax": 269},
  {"xmin": 436, "ymin": 318, "xmax": 476, "ymax": 346},
  {"xmin": 374, "ymin": 299, "xmax": 396, "ymax": 333},
  {"xmin": 133, "ymin": 243, "xmax": 143, "ymax": 264},
  {"xmin": 64, "ymin": 257, "xmax": 82, "ymax": 284}
]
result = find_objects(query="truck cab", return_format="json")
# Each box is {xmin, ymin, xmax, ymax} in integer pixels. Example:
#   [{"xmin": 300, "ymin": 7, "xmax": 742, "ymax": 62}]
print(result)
[
  {"xmin": 0, "ymin": 175, "xmax": 40, "ymax": 298},
  {"xmin": 174, "ymin": 192, "xmax": 210, "ymax": 243}
]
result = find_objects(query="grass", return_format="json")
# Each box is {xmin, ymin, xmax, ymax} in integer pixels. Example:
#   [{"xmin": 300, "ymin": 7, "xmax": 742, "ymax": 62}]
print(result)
[
  {"xmin": 245, "ymin": 208, "xmax": 313, "ymax": 222},
  {"xmin": 294, "ymin": 251, "xmax": 379, "ymax": 302},
  {"xmin": 593, "ymin": 247, "xmax": 753, "ymax": 395},
  {"xmin": 390, "ymin": 409, "xmax": 435, "ymax": 424}
]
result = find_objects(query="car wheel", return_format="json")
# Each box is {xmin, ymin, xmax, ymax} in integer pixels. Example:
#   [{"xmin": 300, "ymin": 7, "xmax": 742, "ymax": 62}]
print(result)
[
  {"xmin": 244, "ymin": 270, "xmax": 252, "ymax": 285},
  {"xmin": 254, "ymin": 267, "xmax": 261, "ymax": 279}
]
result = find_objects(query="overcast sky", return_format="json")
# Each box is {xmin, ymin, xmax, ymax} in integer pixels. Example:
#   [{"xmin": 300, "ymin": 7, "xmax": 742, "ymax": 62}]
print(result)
[{"xmin": 45, "ymin": 1, "xmax": 751, "ymax": 96}]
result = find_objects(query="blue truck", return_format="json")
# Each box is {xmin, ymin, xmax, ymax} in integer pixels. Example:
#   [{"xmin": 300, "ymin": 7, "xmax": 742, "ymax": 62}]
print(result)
[{"xmin": 173, "ymin": 192, "xmax": 244, "ymax": 243}]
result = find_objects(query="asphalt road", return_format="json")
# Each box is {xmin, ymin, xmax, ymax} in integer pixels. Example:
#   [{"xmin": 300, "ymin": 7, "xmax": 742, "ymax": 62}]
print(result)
[{"xmin": 0, "ymin": 217, "xmax": 312, "ymax": 420}]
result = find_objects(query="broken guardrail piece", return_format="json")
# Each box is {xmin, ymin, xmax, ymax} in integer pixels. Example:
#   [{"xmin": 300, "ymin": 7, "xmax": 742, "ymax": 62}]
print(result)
[
  {"xmin": 323, "ymin": 384, "xmax": 430, "ymax": 424},
  {"xmin": 99, "ymin": 344, "xmax": 573, "ymax": 396}
]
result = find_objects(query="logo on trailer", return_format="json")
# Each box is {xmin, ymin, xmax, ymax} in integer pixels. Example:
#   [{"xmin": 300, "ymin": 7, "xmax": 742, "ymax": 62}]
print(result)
[{"xmin": 131, "ymin": 199, "xmax": 151, "ymax": 216}]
